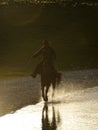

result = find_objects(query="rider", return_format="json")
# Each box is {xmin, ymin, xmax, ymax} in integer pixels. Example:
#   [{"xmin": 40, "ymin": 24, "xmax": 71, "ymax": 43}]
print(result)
[{"xmin": 32, "ymin": 40, "xmax": 57, "ymax": 78}]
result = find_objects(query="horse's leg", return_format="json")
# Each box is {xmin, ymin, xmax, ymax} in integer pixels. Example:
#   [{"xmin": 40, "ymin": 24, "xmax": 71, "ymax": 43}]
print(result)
[
  {"xmin": 41, "ymin": 85, "xmax": 45, "ymax": 101},
  {"xmin": 45, "ymin": 86, "xmax": 50, "ymax": 102},
  {"xmin": 42, "ymin": 85, "xmax": 49, "ymax": 101},
  {"xmin": 52, "ymin": 81, "xmax": 56, "ymax": 98}
]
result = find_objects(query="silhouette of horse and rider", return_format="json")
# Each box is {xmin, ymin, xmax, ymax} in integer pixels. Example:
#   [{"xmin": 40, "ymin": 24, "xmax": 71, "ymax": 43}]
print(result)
[{"xmin": 32, "ymin": 40, "xmax": 61, "ymax": 102}]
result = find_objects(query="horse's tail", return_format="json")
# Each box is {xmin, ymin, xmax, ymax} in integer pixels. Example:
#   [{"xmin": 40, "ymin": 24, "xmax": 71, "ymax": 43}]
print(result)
[{"xmin": 56, "ymin": 72, "xmax": 62, "ymax": 86}]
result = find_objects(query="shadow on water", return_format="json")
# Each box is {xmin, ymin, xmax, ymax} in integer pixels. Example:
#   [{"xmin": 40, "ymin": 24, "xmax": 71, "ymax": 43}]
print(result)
[{"xmin": 42, "ymin": 103, "xmax": 61, "ymax": 130}]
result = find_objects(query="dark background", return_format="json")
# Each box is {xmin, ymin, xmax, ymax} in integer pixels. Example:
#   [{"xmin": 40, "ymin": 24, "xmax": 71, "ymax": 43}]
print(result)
[{"xmin": 0, "ymin": 1, "xmax": 98, "ymax": 78}]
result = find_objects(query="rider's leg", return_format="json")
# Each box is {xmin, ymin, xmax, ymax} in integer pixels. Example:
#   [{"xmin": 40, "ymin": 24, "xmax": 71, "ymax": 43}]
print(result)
[{"xmin": 32, "ymin": 63, "xmax": 42, "ymax": 78}]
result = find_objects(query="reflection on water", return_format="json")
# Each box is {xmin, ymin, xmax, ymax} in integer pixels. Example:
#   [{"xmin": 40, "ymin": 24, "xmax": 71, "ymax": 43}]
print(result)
[
  {"xmin": 0, "ymin": 86, "xmax": 98, "ymax": 130},
  {"xmin": 42, "ymin": 103, "xmax": 61, "ymax": 130}
]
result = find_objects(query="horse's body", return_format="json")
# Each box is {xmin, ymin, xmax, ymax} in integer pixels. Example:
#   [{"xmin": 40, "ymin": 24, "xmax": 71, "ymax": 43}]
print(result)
[{"xmin": 37, "ymin": 61, "xmax": 61, "ymax": 101}]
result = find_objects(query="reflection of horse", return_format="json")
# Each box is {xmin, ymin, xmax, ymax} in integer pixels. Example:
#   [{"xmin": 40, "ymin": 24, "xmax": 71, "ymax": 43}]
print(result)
[
  {"xmin": 42, "ymin": 103, "xmax": 61, "ymax": 130},
  {"xmin": 36, "ymin": 61, "xmax": 61, "ymax": 101}
]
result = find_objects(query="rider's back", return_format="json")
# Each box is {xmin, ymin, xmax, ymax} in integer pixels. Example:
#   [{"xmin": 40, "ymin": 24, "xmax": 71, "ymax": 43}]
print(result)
[
  {"xmin": 32, "ymin": 40, "xmax": 57, "ymax": 78},
  {"xmin": 41, "ymin": 46, "xmax": 56, "ymax": 64}
]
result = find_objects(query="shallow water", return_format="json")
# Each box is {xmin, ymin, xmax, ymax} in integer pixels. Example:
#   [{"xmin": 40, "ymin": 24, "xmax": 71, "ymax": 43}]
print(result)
[
  {"xmin": 0, "ymin": 69, "xmax": 98, "ymax": 129},
  {"xmin": 0, "ymin": 86, "xmax": 98, "ymax": 130}
]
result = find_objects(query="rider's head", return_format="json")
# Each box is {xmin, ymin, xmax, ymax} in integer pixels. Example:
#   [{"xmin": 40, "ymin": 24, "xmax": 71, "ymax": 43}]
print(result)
[{"xmin": 43, "ymin": 40, "xmax": 49, "ymax": 47}]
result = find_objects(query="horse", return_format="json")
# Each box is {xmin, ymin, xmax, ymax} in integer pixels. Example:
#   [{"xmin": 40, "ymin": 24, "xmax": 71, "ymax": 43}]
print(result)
[
  {"xmin": 41, "ymin": 62, "xmax": 61, "ymax": 101},
  {"xmin": 35, "ymin": 61, "xmax": 61, "ymax": 102}
]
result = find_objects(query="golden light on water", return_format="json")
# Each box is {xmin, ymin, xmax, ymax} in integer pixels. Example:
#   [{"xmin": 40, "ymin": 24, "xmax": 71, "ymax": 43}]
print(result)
[
  {"xmin": 0, "ymin": 99, "xmax": 98, "ymax": 130},
  {"xmin": 0, "ymin": 84, "xmax": 98, "ymax": 130}
]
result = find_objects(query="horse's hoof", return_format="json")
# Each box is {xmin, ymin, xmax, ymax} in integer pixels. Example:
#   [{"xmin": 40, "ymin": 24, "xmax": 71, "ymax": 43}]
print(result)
[
  {"xmin": 46, "ymin": 96, "xmax": 48, "ymax": 101},
  {"xmin": 45, "ymin": 96, "xmax": 48, "ymax": 102},
  {"xmin": 44, "ymin": 96, "xmax": 48, "ymax": 102}
]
